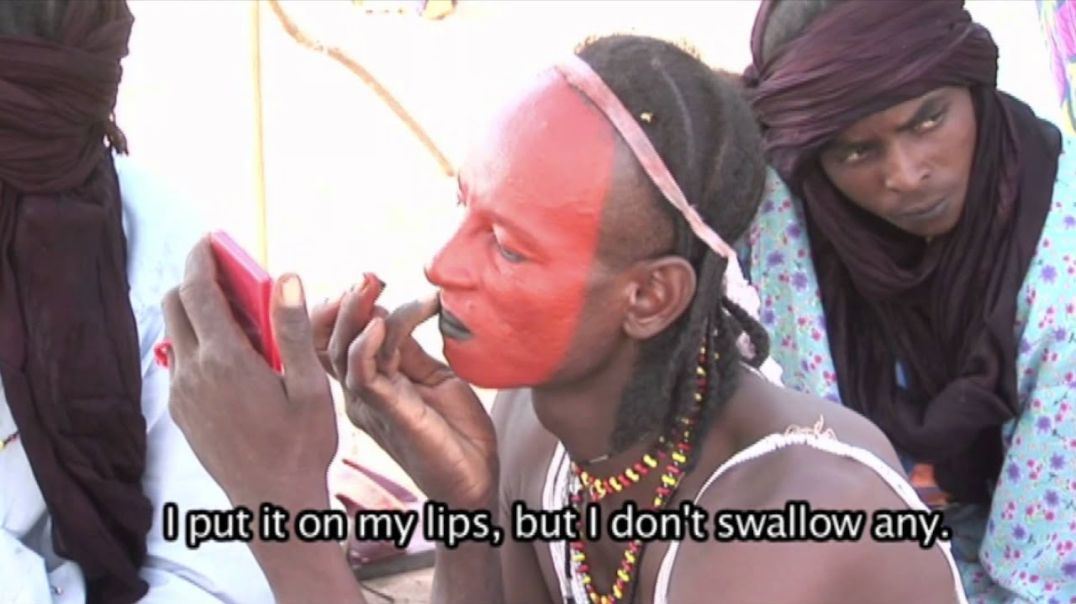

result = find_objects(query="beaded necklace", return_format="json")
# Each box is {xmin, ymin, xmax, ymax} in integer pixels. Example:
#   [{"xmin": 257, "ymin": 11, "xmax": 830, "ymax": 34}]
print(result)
[
  {"xmin": 573, "ymin": 433, "xmax": 671, "ymax": 502},
  {"xmin": 563, "ymin": 343, "xmax": 711, "ymax": 604}
]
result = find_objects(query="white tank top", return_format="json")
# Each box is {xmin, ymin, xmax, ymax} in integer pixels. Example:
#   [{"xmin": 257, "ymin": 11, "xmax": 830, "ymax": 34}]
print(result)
[{"xmin": 543, "ymin": 430, "xmax": 969, "ymax": 604}]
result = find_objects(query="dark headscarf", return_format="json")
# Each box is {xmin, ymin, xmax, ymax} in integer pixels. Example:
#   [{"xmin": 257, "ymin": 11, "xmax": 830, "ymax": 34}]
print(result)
[
  {"xmin": 0, "ymin": 1, "xmax": 151, "ymax": 602},
  {"xmin": 744, "ymin": 0, "xmax": 1062, "ymax": 503}
]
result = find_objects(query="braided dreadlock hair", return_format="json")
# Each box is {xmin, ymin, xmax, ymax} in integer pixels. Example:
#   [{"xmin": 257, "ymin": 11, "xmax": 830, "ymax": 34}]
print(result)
[{"xmin": 574, "ymin": 35, "xmax": 770, "ymax": 465}]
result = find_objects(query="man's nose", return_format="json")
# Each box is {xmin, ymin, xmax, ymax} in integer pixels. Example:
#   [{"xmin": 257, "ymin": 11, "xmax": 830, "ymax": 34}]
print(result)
[
  {"xmin": 882, "ymin": 142, "xmax": 930, "ymax": 194},
  {"xmin": 424, "ymin": 228, "xmax": 479, "ymax": 290}
]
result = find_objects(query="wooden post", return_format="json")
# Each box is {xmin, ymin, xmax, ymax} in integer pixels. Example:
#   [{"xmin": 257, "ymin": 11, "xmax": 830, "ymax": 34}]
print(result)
[{"xmin": 252, "ymin": 0, "xmax": 270, "ymax": 266}]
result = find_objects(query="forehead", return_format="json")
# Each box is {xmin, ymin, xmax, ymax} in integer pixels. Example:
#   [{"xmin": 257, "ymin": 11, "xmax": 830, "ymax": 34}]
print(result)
[
  {"xmin": 460, "ymin": 70, "xmax": 618, "ymax": 221},
  {"xmin": 832, "ymin": 86, "xmax": 963, "ymax": 143}
]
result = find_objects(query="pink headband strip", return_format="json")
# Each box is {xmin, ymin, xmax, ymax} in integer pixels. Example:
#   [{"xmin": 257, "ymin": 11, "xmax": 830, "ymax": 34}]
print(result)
[{"xmin": 553, "ymin": 55, "xmax": 736, "ymax": 259}]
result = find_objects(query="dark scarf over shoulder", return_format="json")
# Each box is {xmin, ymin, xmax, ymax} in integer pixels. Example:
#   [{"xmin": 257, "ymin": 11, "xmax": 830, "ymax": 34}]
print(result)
[
  {"xmin": 0, "ymin": 2, "xmax": 151, "ymax": 602},
  {"xmin": 744, "ymin": 0, "xmax": 1062, "ymax": 503}
]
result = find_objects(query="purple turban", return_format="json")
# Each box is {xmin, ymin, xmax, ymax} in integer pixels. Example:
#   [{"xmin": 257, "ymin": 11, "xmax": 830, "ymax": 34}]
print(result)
[{"xmin": 744, "ymin": 0, "xmax": 1062, "ymax": 504}]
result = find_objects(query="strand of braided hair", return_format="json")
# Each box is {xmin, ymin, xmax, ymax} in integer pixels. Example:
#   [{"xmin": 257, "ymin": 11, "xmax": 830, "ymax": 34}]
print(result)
[{"xmin": 575, "ymin": 35, "xmax": 771, "ymax": 473}]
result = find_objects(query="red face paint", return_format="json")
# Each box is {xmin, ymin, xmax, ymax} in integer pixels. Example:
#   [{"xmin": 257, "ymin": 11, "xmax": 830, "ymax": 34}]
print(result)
[{"xmin": 425, "ymin": 71, "xmax": 616, "ymax": 389}]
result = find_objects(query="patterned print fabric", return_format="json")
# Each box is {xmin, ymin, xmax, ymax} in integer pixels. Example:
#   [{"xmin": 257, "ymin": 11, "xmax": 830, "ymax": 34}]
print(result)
[{"xmin": 1040, "ymin": 0, "xmax": 1076, "ymax": 134}]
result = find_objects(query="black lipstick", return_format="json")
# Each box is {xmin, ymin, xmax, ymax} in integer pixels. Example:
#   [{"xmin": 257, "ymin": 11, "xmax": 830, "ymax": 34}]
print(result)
[{"xmin": 438, "ymin": 307, "xmax": 473, "ymax": 340}]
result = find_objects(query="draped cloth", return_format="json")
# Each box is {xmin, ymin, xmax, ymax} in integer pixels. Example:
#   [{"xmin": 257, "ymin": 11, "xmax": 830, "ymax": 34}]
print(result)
[
  {"xmin": 743, "ymin": 0, "xmax": 1062, "ymax": 503},
  {"xmin": 0, "ymin": 2, "xmax": 151, "ymax": 602}
]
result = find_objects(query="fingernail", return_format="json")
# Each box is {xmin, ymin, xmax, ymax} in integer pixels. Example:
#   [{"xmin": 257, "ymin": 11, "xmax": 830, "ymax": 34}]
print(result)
[
  {"xmin": 361, "ymin": 272, "xmax": 386, "ymax": 292},
  {"xmin": 282, "ymin": 274, "xmax": 304, "ymax": 307}
]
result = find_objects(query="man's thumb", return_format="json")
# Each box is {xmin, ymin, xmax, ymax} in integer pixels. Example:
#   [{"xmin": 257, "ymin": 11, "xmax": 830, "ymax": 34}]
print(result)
[{"xmin": 273, "ymin": 274, "xmax": 330, "ymax": 402}]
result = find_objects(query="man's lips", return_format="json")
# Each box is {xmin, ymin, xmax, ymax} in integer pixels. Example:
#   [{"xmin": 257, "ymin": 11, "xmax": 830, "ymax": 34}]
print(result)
[
  {"xmin": 438, "ymin": 307, "xmax": 473, "ymax": 341},
  {"xmin": 896, "ymin": 197, "xmax": 949, "ymax": 222}
]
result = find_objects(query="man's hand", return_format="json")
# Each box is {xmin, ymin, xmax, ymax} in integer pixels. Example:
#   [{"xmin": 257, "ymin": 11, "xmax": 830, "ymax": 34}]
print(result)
[
  {"xmin": 163, "ymin": 236, "xmax": 367, "ymax": 604},
  {"xmin": 164, "ymin": 238, "xmax": 336, "ymax": 508},
  {"xmin": 313, "ymin": 281, "xmax": 506, "ymax": 604},
  {"xmin": 311, "ymin": 282, "xmax": 499, "ymax": 511}
]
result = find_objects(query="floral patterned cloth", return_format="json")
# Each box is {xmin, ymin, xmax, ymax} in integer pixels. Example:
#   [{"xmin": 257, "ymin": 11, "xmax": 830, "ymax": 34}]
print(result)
[
  {"xmin": 742, "ymin": 136, "xmax": 1076, "ymax": 603},
  {"xmin": 1040, "ymin": 0, "xmax": 1076, "ymax": 135}
]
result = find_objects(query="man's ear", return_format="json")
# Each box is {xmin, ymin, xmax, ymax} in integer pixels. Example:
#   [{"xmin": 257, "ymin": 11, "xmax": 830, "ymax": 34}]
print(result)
[{"xmin": 622, "ymin": 256, "xmax": 696, "ymax": 340}]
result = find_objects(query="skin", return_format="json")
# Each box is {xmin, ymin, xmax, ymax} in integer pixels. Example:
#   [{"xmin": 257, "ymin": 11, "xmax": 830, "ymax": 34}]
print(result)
[
  {"xmin": 818, "ymin": 86, "xmax": 977, "ymax": 239},
  {"xmin": 425, "ymin": 69, "xmax": 618, "ymax": 389},
  {"xmin": 163, "ymin": 250, "xmax": 365, "ymax": 604},
  {"xmin": 493, "ymin": 382, "xmax": 959, "ymax": 604},
  {"xmin": 165, "ymin": 70, "xmax": 960, "ymax": 604}
]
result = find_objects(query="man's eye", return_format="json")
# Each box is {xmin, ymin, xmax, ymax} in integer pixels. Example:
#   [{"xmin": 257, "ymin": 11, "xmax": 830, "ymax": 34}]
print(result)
[
  {"xmin": 840, "ymin": 147, "xmax": 868, "ymax": 164},
  {"xmin": 498, "ymin": 243, "xmax": 526, "ymax": 263},
  {"xmin": 914, "ymin": 113, "xmax": 943, "ymax": 133},
  {"xmin": 495, "ymin": 238, "xmax": 526, "ymax": 263}
]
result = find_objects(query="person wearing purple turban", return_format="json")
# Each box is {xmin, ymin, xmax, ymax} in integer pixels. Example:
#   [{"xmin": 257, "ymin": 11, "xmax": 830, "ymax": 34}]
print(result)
[
  {"xmin": 742, "ymin": 1, "xmax": 1075, "ymax": 601},
  {"xmin": 0, "ymin": 1, "xmax": 273, "ymax": 601}
]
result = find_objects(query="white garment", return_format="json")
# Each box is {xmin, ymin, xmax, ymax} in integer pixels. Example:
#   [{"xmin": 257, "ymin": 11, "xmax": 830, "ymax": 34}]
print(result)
[
  {"xmin": 0, "ymin": 156, "xmax": 274, "ymax": 603},
  {"xmin": 544, "ymin": 432, "xmax": 969, "ymax": 604}
]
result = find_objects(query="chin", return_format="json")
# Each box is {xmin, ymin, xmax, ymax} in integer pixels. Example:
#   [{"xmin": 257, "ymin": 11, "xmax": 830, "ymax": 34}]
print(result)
[
  {"xmin": 922, "ymin": 213, "xmax": 963, "ymax": 239},
  {"xmin": 443, "ymin": 342, "xmax": 535, "ymax": 390},
  {"xmin": 896, "ymin": 203, "xmax": 964, "ymax": 239}
]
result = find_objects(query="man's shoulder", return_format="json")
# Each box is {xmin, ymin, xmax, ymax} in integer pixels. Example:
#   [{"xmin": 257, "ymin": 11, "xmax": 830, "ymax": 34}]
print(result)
[
  {"xmin": 666, "ymin": 433, "xmax": 958, "ymax": 604},
  {"xmin": 740, "ymin": 440, "xmax": 899, "ymax": 512},
  {"xmin": 730, "ymin": 377, "xmax": 904, "ymax": 474},
  {"xmin": 694, "ymin": 421, "xmax": 901, "ymax": 517}
]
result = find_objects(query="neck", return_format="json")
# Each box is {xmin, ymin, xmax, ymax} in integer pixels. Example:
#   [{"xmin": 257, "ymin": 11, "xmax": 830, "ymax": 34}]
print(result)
[{"xmin": 531, "ymin": 341, "xmax": 644, "ymax": 465}]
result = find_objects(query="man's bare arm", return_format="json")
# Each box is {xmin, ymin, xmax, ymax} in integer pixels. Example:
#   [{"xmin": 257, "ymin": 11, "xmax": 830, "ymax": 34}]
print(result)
[
  {"xmin": 246, "ymin": 497, "xmax": 370, "ymax": 604},
  {"xmin": 432, "ymin": 541, "xmax": 505, "ymax": 604}
]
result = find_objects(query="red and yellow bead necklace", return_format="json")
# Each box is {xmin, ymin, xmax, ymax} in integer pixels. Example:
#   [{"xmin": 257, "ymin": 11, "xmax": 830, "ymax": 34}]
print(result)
[{"xmin": 565, "ymin": 343, "xmax": 712, "ymax": 604}]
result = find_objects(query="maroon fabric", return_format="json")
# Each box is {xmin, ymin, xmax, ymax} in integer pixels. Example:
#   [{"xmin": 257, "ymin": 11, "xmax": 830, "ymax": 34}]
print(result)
[
  {"xmin": 0, "ymin": 1, "xmax": 151, "ymax": 602},
  {"xmin": 744, "ymin": 0, "xmax": 1062, "ymax": 503}
]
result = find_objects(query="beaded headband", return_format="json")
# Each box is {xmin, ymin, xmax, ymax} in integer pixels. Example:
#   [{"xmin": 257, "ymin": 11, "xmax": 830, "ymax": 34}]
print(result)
[{"xmin": 553, "ymin": 55, "xmax": 737, "ymax": 259}]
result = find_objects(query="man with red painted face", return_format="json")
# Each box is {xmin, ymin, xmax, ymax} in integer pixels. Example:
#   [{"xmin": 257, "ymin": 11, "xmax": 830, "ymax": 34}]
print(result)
[
  {"xmin": 164, "ymin": 35, "xmax": 967, "ymax": 603},
  {"xmin": 741, "ymin": 1, "xmax": 1075, "ymax": 602}
]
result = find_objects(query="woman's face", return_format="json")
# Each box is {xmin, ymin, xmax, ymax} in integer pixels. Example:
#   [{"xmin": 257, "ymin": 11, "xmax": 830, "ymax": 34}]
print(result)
[
  {"xmin": 818, "ymin": 86, "xmax": 977, "ymax": 238},
  {"xmin": 424, "ymin": 71, "xmax": 628, "ymax": 389}
]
